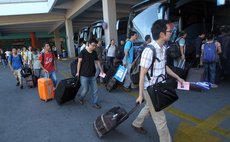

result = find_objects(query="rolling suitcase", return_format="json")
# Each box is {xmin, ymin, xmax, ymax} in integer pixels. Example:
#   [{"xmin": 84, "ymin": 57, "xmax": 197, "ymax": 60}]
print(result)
[
  {"xmin": 55, "ymin": 77, "xmax": 81, "ymax": 105},
  {"xmin": 25, "ymin": 75, "xmax": 35, "ymax": 88},
  {"xmin": 103, "ymin": 67, "xmax": 116, "ymax": 83},
  {"xmin": 105, "ymin": 77, "xmax": 117, "ymax": 92},
  {"xmin": 93, "ymin": 103, "xmax": 139, "ymax": 138},
  {"xmin": 186, "ymin": 67, "xmax": 205, "ymax": 82},
  {"xmin": 38, "ymin": 78, "xmax": 54, "ymax": 101}
]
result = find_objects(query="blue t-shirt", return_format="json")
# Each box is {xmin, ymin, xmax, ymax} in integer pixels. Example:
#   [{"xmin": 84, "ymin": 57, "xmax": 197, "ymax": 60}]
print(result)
[
  {"xmin": 177, "ymin": 38, "xmax": 186, "ymax": 47},
  {"xmin": 9, "ymin": 55, "xmax": 23, "ymax": 70},
  {"xmin": 123, "ymin": 40, "xmax": 134, "ymax": 64}
]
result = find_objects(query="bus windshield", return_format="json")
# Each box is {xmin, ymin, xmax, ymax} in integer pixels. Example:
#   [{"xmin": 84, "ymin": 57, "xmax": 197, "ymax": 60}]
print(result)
[{"xmin": 132, "ymin": 2, "xmax": 165, "ymax": 42}]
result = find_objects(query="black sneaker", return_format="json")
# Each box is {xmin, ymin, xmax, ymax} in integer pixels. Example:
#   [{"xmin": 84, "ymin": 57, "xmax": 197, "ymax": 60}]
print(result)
[
  {"xmin": 16, "ymin": 82, "xmax": 20, "ymax": 86},
  {"xmin": 20, "ymin": 85, "xmax": 23, "ymax": 89},
  {"xmin": 131, "ymin": 124, "xmax": 147, "ymax": 134},
  {"xmin": 92, "ymin": 103, "xmax": 101, "ymax": 109},
  {"xmin": 123, "ymin": 87, "xmax": 131, "ymax": 92}
]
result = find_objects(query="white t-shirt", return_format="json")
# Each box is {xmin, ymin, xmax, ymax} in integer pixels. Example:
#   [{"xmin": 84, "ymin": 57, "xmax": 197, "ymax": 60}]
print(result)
[
  {"xmin": 106, "ymin": 44, "xmax": 116, "ymax": 57},
  {"xmin": 80, "ymin": 44, "xmax": 86, "ymax": 52},
  {"xmin": 32, "ymin": 53, "xmax": 41, "ymax": 69},
  {"xmin": 5, "ymin": 51, "xmax": 10, "ymax": 57}
]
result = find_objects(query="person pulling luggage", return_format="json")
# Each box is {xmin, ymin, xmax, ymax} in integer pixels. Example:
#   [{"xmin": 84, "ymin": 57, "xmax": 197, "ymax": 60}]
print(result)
[
  {"xmin": 39, "ymin": 42, "xmax": 58, "ymax": 89},
  {"xmin": 132, "ymin": 20, "xmax": 184, "ymax": 142},
  {"xmin": 76, "ymin": 38, "xmax": 104, "ymax": 109}
]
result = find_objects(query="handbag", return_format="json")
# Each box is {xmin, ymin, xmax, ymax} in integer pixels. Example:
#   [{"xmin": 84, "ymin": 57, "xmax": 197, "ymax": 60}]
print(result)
[
  {"xmin": 146, "ymin": 74, "xmax": 178, "ymax": 112},
  {"xmin": 114, "ymin": 65, "xmax": 128, "ymax": 82}
]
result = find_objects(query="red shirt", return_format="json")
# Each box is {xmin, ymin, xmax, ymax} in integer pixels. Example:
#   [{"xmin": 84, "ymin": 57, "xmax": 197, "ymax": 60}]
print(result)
[{"xmin": 39, "ymin": 52, "xmax": 55, "ymax": 73}]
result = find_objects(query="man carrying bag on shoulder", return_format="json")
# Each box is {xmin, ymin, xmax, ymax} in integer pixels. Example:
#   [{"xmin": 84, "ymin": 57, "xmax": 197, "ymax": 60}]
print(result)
[{"xmin": 131, "ymin": 20, "xmax": 184, "ymax": 142}]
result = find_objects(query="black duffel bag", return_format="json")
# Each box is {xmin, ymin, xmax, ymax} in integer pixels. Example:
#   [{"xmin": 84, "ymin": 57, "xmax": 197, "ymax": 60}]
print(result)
[{"xmin": 147, "ymin": 74, "xmax": 178, "ymax": 112}]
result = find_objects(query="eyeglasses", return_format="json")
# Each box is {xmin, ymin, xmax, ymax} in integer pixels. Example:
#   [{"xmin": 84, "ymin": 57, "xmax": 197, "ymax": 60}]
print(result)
[
  {"xmin": 166, "ymin": 30, "xmax": 172, "ymax": 33},
  {"xmin": 90, "ymin": 44, "xmax": 97, "ymax": 47}
]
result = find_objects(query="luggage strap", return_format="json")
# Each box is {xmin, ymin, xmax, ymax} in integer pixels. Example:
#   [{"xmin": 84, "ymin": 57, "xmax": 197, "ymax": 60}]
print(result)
[
  {"xmin": 45, "ymin": 73, "xmax": 51, "ymax": 97},
  {"xmin": 46, "ymin": 79, "xmax": 52, "ymax": 98}
]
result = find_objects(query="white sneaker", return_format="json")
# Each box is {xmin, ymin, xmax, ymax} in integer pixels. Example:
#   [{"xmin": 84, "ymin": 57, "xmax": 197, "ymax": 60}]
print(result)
[{"xmin": 211, "ymin": 84, "xmax": 218, "ymax": 88}]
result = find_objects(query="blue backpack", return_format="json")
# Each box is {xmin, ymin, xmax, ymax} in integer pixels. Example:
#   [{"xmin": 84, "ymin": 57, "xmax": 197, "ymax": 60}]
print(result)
[{"xmin": 202, "ymin": 42, "xmax": 217, "ymax": 62}]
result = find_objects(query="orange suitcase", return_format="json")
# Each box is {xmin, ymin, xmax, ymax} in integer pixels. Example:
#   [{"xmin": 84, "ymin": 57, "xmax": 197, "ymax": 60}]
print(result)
[{"xmin": 38, "ymin": 78, "xmax": 54, "ymax": 101}]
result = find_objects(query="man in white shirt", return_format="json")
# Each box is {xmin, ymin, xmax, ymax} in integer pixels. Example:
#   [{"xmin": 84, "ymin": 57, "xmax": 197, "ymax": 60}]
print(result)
[
  {"xmin": 105, "ymin": 39, "xmax": 116, "ymax": 67},
  {"xmin": 132, "ymin": 20, "xmax": 184, "ymax": 142}
]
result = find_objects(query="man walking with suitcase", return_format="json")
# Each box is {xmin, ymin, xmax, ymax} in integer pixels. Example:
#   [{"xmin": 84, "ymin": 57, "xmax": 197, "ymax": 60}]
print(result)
[
  {"xmin": 39, "ymin": 43, "xmax": 57, "ymax": 89},
  {"xmin": 132, "ymin": 20, "xmax": 184, "ymax": 142},
  {"xmin": 76, "ymin": 38, "xmax": 104, "ymax": 109}
]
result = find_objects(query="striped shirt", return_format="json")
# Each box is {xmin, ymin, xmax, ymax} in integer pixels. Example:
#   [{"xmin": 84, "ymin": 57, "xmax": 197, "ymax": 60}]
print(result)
[{"xmin": 140, "ymin": 40, "xmax": 166, "ymax": 89}]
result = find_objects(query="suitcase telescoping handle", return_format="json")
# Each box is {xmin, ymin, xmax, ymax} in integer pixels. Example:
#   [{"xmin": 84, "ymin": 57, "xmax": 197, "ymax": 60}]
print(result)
[
  {"xmin": 118, "ymin": 101, "xmax": 143, "ymax": 123},
  {"xmin": 127, "ymin": 102, "xmax": 141, "ymax": 116},
  {"xmin": 44, "ymin": 72, "xmax": 49, "ymax": 78}
]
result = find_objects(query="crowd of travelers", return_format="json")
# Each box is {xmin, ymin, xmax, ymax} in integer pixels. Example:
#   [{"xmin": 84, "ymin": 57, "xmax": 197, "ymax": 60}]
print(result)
[
  {"xmin": 0, "ymin": 19, "xmax": 230, "ymax": 142},
  {"xmin": 0, "ymin": 44, "xmax": 57, "ymax": 90}
]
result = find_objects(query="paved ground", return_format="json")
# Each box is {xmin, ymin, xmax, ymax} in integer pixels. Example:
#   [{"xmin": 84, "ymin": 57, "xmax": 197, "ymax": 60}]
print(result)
[{"xmin": 0, "ymin": 59, "xmax": 230, "ymax": 142}]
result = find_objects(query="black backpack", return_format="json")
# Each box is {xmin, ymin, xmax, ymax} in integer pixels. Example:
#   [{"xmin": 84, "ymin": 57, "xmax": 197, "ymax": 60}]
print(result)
[
  {"xmin": 167, "ymin": 40, "xmax": 181, "ymax": 59},
  {"xmin": 115, "ymin": 45, "xmax": 124, "ymax": 60},
  {"xmin": 130, "ymin": 45, "xmax": 159, "ymax": 84}
]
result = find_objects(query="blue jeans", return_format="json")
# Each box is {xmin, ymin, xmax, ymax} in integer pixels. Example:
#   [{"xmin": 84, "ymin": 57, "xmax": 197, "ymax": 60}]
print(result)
[
  {"xmin": 1, "ymin": 59, "xmax": 7, "ymax": 67},
  {"xmin": 34, "ymin": 69, "xmax": 41, "ymax": 78},
  {"xmin": 48, "ymin": 71, "xmax": 57, "ymax": 87},
  {"xmin": 106, "ymin": 57, "xmax": 115, "ymax": 68},
  {"xmin": 204, "ymin": 62, "xmax": 216, "ymax": 84},
  {"xmin": 79, "ymin": 76, "xmax": 98, "ymax": 104}
]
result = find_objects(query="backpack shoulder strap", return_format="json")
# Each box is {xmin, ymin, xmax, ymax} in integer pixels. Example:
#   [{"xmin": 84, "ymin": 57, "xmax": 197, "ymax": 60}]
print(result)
[
  {"xmin": 146, "ymin": 44, "xmax": 160, "ymax": 80},
  {"xmin": 19, "ymin": 54, "xmax": 23, "ymax": 65},
  {"xmin": 52, "ymin": 53, "xmax": 55, "ymax": 65},
  {"xmin": 10, "ymin": 55, "xmax": 13, "ymax": 65},
  {"xmin": 42, "ymin": 53, "xmax": 44, "ymax": 65},
  {"xmin": 108, "ymin": 44, "xmax": 111, "ymax": 49}
]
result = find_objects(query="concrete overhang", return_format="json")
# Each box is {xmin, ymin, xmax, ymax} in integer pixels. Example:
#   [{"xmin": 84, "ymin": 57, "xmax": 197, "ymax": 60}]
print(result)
[{"xmin": 0, "ymin": 0, "xmax": 57, "ymax": 16}]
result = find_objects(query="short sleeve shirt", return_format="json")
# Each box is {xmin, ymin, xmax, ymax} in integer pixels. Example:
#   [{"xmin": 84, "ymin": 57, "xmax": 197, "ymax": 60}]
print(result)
[
  {"xmin": 79, "ymin": 48, "xmax": 98, "ymax": 77},
  {"xmin": 122, "ymin": 40, "xmax": 134, "ymax": 64},
  {"xmin": 9, "ymin": 55, "xmax": 24, "ymax": 70},
  {"xmin": 39, "ymin": 52, "xmax": 55, "ymax": 73},
  {"xmin": 140, "ymin": 40, "xmax": 166, "ymax": 89},
  {"xmin": 32, "ymin": 53, "xmax": 41, "ymax": 69},
  {"xmin": 106, "ymin": 44, "xmax": 116, "ymax": 57},
  {"xmin": 177, "ymin": 38, "xmax": 186, "ymax": 47}
]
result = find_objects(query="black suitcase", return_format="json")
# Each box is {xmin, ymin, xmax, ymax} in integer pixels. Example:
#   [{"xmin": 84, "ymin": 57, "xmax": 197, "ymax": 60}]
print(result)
[
  {"xmin": 170, "ymin": 66, "xmax": 186, "ymax": 79},
  {"xmin": 93, "ymin": 104, "xmax": 139, "ymax": 138},
  {"xmin": 103, "ymin": 67, "xmax": 116, "ymax": 83},
  {"xmin": 25, "ymin": 75, "xmax": 35, "ymax": 88},
  {"xmin": 186, "ymin": 67, "xmax": 204, "ymax": 82},
  {"xmin": 55, "ymin": 77, "xmax": 81, "ymax": 105},
  {"xmin": 105, "ymin": 77, "xmax": 117, "ymax": 92}
]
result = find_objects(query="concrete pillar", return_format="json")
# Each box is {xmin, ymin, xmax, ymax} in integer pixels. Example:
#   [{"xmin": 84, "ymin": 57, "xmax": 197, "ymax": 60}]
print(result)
[
  {"xmin": 54, "ymin": 30, "xmax": 62, "ymax": 54},
  {"xmin": 65, "ymin": 19, "xmax": 75, "ymax": 58},
  {"xmin": 30, "ymin": 32, "xmax": 36, "ymax": 48},
  {"xmin": 102, "ymin": 0, "xmax": 118, "ymax": 46}
]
